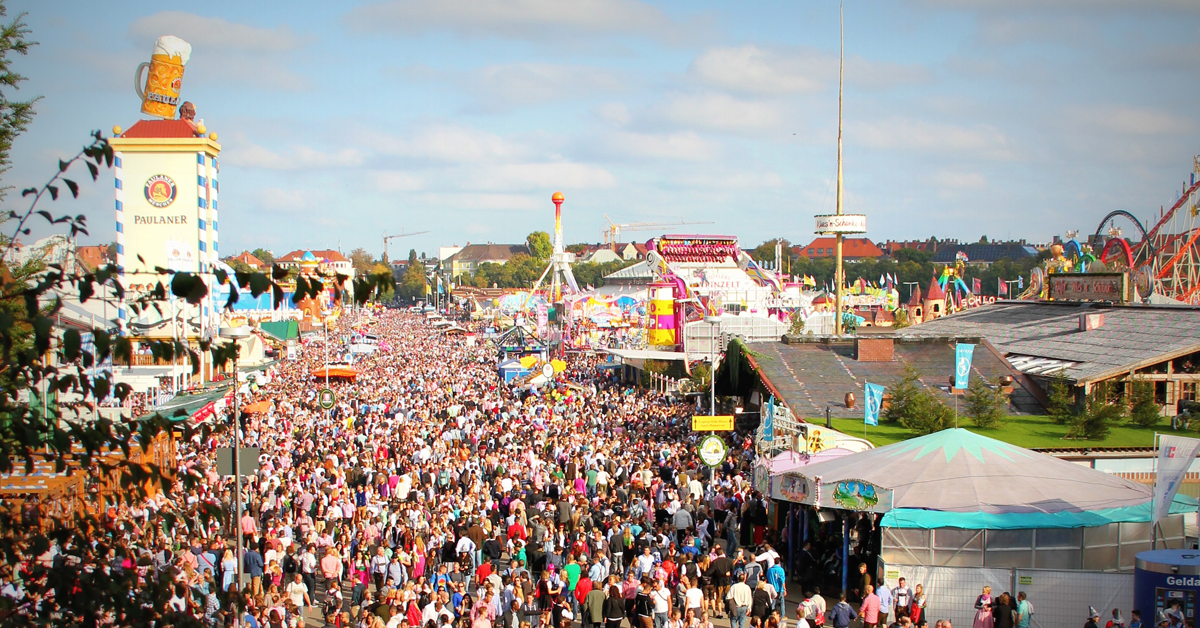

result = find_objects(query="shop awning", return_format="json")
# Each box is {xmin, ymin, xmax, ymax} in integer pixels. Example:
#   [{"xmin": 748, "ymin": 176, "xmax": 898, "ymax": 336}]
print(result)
[
  {"xmin": 311, "ymin": 366, "xmax": 358, "ymax": 380},
  {"xmin": 259, "ymin": 320, "xmax": 300, "ymax": 342},
  {"xmin": 134, "ymin": 386, "xmax": 232, "ymax": 423}
]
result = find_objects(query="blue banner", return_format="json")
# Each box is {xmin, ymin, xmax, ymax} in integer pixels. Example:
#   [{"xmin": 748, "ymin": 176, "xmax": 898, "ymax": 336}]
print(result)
[
  {"xmin": 955, "ymin": 343, "xmax": 976, "ymax": 389},
  {"xmin": 762, "ymin": 396, "xmax": 775, "ymax": 442},
  {"xmin": 864, "ymin": 383, "xmax": 884, "ymax": 426}
]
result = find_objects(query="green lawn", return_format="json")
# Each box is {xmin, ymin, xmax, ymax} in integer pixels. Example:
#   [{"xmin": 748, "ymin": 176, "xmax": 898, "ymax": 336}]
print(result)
[{"xmin": 824, "ymin": 413, "xmax": 1163, "ymax": 449}]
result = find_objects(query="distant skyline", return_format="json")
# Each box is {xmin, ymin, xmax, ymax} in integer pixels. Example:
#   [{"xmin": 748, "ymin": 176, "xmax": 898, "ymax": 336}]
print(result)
[{"xmin": 5, "ymin": 0, "xmax": 1200, "ymax": 259}]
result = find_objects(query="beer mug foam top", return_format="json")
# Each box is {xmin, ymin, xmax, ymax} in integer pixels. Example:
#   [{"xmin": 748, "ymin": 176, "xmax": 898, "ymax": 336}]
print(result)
[{"xmin": 135, "ymin": 35, "xmax": 192, "ymax": 119}]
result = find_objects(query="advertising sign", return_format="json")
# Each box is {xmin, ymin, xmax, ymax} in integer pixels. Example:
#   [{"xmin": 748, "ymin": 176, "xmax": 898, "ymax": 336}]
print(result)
[
  {"xmin": 1048, "ymin": 272, "xmax": 1129, "ymax": 302},
  {"xmin": 1152, "ymin": 435, "xmax": 1200, "ymax": 523},
  {"xmin": 318, "ymin": 388, "xmax": 336, "ymax": 409},
  {"xmin": 120, "ymin": 152, "xmax": 202, "ymax": 276},
  {"xmin": 814, "ymin": 214, "xmax": 868, "ymax": 234},
  {"xmin": 697, "ymin": 434, "xmax": 729, "ymax": 467},
  {"xmin": 864, "ymin": 382, "xmax": 884, "ymax": 426}
]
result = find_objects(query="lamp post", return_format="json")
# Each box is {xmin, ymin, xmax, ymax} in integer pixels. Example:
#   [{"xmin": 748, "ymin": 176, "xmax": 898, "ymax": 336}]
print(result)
[
  {"xmin": 705, "ymin": 315, "xmax": 721, "ymax": 414},
  {"xmin": 219, "ymin": 325, "xmax": 250, "ymax": 588}
]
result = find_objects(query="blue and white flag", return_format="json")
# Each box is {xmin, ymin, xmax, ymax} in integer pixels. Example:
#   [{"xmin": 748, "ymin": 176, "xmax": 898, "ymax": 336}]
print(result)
[
  {"xmin": 762, "ymin": 396, "xmax": 775, "ymax": 442},
  {"xmin": 955, "ymin": 343, "xmax": 975, "ymax": 389},
  {"xmin": 864, "ymin": 383, "xmax": 884, "ymax": 426}
]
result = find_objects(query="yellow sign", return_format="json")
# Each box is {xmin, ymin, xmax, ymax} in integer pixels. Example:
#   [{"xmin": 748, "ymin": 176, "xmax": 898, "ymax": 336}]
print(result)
[{"xmin": 693, "ymin": 415, "xmax": 734, "ymax": 431}]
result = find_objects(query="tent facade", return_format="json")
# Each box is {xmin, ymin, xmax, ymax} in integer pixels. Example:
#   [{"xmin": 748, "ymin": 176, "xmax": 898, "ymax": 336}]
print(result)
[{"xmin": 774, "ymin": 429, "xmax": 1192, "ymax": 571}]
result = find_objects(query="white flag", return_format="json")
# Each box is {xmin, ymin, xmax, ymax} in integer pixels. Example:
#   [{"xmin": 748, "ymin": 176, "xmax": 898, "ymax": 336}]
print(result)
[{"xmin": 1152, "ymin": 434, "xmax": 1200, "ymax": 523}]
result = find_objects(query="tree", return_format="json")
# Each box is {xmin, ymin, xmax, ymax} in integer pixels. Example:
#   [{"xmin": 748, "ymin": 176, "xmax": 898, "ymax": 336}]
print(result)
[
  {"xmin": 884, "ymin": 365, "xmax": 922, "ymax": 424},
  {"xmin": 1069, "ymin": 381, "xmax": 1123, "ymax": 440},
  {"xmin": 398, "ymin": 249, "xmax": 427, "ymax": 300},
  {"xmin": 0, "ymin": 3, "xmax": 35, "ymax": 202},
  {"xmin": 901, "ymin": 390, "xmax": 956, "ymax": 435},
  {"xmin": 751, "ymin": 239, "xmax": 792, "ymax": 264},
  {"xmin": 349, "ymin": 246, "xmax": 375, "ymax": 275},
  {"xmin": 979, "ymin": 235, "xmax": 989, "ymax": 244},
  {"xmin": 1128, "ymin": 380, "xmax": 1161, "ymax": 428},
  {"xmin": 1046, "ymin": 370, "xmax": 1075, "ymax": 425},
  {"xmin": 527, "ymin": 231, "xmax": 552, "ymax": 260},
  {"xmin": 251, "ymin": 247, "xmax": 274, "ymax": 266},
  {"xmin": 965, "ymin": 377, "xmax": 1006, "ymax": 428}
]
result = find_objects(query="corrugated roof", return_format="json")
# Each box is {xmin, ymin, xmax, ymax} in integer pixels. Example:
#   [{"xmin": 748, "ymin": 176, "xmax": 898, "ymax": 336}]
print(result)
[
  {"xmin": 449, "ymin": 244, "xmax": 530, "ymax": 263},
  {"xmin": 121, "ymin": 119, "xmax": 199, "ymax": 138},
  {"xmin": 898, "ymin": 301, "xmax": 1200, "ymax": 384},
  {"xmin": 932, "ymin": 243, "xmax": 1039, "ymax": 264}
]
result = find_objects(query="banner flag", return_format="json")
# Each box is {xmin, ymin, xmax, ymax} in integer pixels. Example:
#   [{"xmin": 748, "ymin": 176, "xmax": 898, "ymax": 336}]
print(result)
[
  {"xmin": 1152, "ymin": 435, "xmax": 1200, "ymax": 523},
  {"xmin": 864, "ymin": 383, "xmax": 884, "ymax": 426},
  {"xmin": 999, "ymin": 280, "xmax": 1008, "ymax": 296},
  {"xmin": 954, "ymin": 343, "xmax": 975, "ymax": 389},
  {"xmin": 762, "ymin": 396, "xmax": 775, "ymax": 442}
]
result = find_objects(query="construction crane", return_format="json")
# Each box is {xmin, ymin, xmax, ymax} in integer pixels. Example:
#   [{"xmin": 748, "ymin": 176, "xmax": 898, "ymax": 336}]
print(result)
[
  {"xmin": 382, "ymin": 230, "xmax": 430, "ymax": 263},
  {"xmin": 601, "ymin": 214, "xmax": 715, "ymax": 245}
]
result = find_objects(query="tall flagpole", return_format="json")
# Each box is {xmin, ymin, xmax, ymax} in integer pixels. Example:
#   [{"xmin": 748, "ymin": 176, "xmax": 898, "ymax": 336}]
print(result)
[{"xmin": 834, "ymin": 0, "xmax": 845, "ymax": 335}]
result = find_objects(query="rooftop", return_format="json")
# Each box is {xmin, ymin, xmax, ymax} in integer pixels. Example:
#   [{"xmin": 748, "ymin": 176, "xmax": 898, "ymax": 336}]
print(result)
[
  {"xmin": 795, "ymin": 237, "xmax": 884, "ymax": 258},
  {"xmin": 449, "ymin": 244, "xmax": 530, "ymax": 263},
  {"xmin": 898, "ymin": 300, "xmax": 1200, "ymax": 384},
  {"xmin": 750, "ymin": 336, "xmax": 1044, "ymax": 419},
  {"xmin": 119, "ymin": 119, "xmax": 200, "ymax": 139}
]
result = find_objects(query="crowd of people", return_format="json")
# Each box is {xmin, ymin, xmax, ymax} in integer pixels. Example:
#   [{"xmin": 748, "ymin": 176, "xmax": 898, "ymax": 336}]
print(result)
[{"xmin": 1, "ymin": 308, "xmax": 804, "ymax": 628}]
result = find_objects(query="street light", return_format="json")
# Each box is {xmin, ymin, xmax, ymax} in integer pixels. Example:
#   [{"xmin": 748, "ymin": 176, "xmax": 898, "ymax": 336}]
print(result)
[
  {"xmin": 218, "ymin": 325, "xmax": 250, "ymax": 588},
  {"xmin": 704, "ymin": 315, "xmax": 721, "ymax": 414}
]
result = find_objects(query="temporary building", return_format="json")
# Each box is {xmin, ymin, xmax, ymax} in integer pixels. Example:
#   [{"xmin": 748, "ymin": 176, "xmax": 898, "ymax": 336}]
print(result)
[{"xmin": 775, "ymin": 428, "xmax": 1192, "ymax": 571}]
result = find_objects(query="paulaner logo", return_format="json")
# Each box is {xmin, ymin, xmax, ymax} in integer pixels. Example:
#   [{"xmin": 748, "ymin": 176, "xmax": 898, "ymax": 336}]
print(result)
[{"xmin": 144, "ymin": 174, "xmax": 177, "ymax": 208}]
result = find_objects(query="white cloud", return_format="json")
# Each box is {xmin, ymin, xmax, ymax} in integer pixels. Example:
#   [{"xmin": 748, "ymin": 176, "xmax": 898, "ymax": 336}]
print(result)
[
  {"xmin": 601, "ymin": 131, "xmax": 720, "ymax": 161},
  {"xmin": 673, "ymin": 171, "xmax": 785, "ymax": 189},
  {"xmin": 689, "ymin": 45, "xmax": 930, "ymax": 95},
  {"xmin": 367, "ymin": 125, "xmax": 530, "ymax": 164},
  {"xmin": 413, "ymin": 192, "xmax": 542, "ymax": 211},
  {"xmin": 129, "ymin": 12, "xmax": 308, "ymax": 52},
  {"xmin": 660, "ymin": 92, "xmax": 783, "ymax": 133},
  {"xmin": 223, "ymin": 142, "xmax": 365, "ymax": 170},
  {"xmin": 690, "ymin": 45, "xmax": 823, "ymax": 95},
  {"xmin": 344, "ymin": 0, "xmax": 676, "ymax": 40},
  {"xmin": 853, "ymin": 117, "xmax": 1016, "ymax": 160},
  {"xmin": 596, "ymin": 102, "xmax": 632, "ymax": 126},
  {"xmin": 468, "ymin": 63, "xmax": 625, "ymax": 110},
  {"xmin": 928, "ymin": 171, "xmax": 988, "ymax": 190},
  {"xmin": 373, "ymin": 171, "xmax": 425, "ymax": 192},
  {"xmin": 254, "ymin": 188, "xmax": 309, "ymax": 212},
  {"xmin": 1074, "ymin": 105, "xmax": 1196, "ymax": 136},
  {"xmin": 461, "ymin": 162, "xmax": 617, "ymax": 191},
  {"xmin": 919, "ymin": 0, "xmax": 1199, "ymax": 11}
]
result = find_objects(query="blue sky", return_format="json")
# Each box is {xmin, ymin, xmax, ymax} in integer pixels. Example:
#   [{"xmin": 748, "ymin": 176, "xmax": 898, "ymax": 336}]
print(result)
[{"xmin": 6, "ymin": 0, "xmax": 1200, "ymax": 259}]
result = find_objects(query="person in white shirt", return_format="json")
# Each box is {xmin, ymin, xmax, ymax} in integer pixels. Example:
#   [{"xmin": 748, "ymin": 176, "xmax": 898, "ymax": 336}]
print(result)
[
  {"xmin": 755, "ymin": 545, "xmax": 780, "ymax": 570},
  {"xmin": 285, "ymin": 574, "xmax": 310, "ymax": 608}
]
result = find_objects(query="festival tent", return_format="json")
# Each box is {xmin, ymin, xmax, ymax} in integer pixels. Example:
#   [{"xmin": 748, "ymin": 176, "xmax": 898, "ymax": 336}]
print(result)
[
  {"xmin": 311, "ymin": 366, "xmax": 358, "ymax": 380},
  {"xmin": 769, "ymin": 447, "xmax": 855, "ymax": 475},
  {"xmin": 790, "ymin": 428, "xmax": 1194, "ymax": 530}
]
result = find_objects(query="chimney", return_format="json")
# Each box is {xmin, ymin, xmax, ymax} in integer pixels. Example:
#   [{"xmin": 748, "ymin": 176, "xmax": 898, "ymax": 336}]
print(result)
[{"xmin": 1080, "ymin": 312, "xmax": 1105, "ymax": 331}]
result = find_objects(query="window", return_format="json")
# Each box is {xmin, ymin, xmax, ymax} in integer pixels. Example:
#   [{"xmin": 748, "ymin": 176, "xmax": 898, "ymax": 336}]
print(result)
[
  {"xmin": 1183, "ymin": 382, "xmax": 1198, "ymax": 402},
  {"xmin": 808, "ymin": 248, "xmax": 814, "ymax": 255}
]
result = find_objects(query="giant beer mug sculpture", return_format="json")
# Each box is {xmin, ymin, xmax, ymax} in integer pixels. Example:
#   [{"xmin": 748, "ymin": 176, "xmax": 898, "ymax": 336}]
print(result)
[{"xmin": 134, "ymin": 36, "xmax": 191, "ymax": 119}]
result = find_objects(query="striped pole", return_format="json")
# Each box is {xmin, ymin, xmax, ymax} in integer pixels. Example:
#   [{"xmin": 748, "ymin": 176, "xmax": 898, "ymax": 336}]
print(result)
[{"xmin": 114, "ymin": 152, "xmax": 126, "ymax": 332}]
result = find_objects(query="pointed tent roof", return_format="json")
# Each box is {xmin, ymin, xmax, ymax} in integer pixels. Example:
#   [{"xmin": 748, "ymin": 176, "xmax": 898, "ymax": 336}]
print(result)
[
  {"xmin": 924, "ymin": 276, "xmax": 945, "ymax": 302},
  {"xmin": 906, "ymin": 283, "xmax": 922, "ymax": 307},
  {"xmin": 793, "ymin": 428, "xmax": 1194, "ymax": 529}
]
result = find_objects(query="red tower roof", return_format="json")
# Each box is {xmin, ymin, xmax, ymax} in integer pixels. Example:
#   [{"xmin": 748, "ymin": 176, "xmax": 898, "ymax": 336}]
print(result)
[
  {"xmin": 120, "ymin": 119, "xmax": 198, "ymax": 139},
  {"xmin": 907, "ymin": 283, "xmax": 923, "ymax": 306},
  {"xmin": 925, "ymin": 276, "xmax": 946, "ymax": 301}
]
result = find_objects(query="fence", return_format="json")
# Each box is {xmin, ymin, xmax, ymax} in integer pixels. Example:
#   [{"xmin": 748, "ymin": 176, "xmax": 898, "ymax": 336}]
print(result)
[{"xmin": 885, "ymin": 564, "xmax": 1132, "ymax": 628}]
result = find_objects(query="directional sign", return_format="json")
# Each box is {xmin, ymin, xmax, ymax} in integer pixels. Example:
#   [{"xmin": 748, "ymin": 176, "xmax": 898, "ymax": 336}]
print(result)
[
  {"xmin": 318, "ymin": 388, "xmax": 336, "ymax": 409},
  {"xmin": 693, "ymin": 415, "xmax": 734, "ymax": 431}
]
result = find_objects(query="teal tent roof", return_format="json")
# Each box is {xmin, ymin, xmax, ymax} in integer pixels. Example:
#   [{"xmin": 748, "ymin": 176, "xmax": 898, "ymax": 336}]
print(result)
[
  {"xmin": 259, "ymin": 320, "xmax": 299, "ymax": 342},
  {"xmin": 791, "ymin": 428, "xmax": 1188, "ymax": 529}
]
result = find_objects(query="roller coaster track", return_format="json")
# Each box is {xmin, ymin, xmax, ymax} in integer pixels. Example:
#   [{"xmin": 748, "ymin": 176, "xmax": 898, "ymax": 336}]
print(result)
[{"xmin": 1137, "ymin": 175, "xmax": 1200, "ymax": 303}]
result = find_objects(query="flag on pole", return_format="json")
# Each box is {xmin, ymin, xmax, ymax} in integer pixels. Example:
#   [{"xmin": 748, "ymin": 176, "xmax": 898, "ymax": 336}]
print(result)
[
  {"xmin": 955, "ymin": 343, "xmax": 975, "ymax": 389},
  {"xmin": 762, "ymin": 396, "xmax": 776, "ymax": 442},
  {"xmin": 999, "ymin": 280, "xmax": 1008, "ymax": 296},
  {"xmin": 864, "ymin": 383, "xmax": 884, "ymax": 426},
  {"xmin": 1018, "ymin": 276, "xmax": 1024, "ymax": 290},
  {"xmin": 973, "ymin": 278, "xmax": 982, "ymax": 294},
  {"xmin": 1152, "ymin": 435, "xmax": 1200, "ymax": 523}
]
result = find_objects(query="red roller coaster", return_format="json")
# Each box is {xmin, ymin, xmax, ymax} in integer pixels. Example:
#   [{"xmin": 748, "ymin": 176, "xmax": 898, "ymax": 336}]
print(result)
[{"xmin": 1095, "ymin": 157, "xmax": 1200, "ymax": 304}]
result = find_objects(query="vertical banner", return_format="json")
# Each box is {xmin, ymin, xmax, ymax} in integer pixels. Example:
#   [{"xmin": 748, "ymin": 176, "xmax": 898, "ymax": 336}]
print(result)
[
  {"xmin": 955, "ymin": 343, "xmax": 975, "ymax": 389},
  {"xmin": 1152, "ymin": 434, "xmax": 1200, "ymax": 523},
  {"xmin": 864, "ymin": 383, "xmax": 884, "ymax": 426},
  {"xmin": 762, "ymin": 395, "xmax": 775, "ymax": 442}
]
